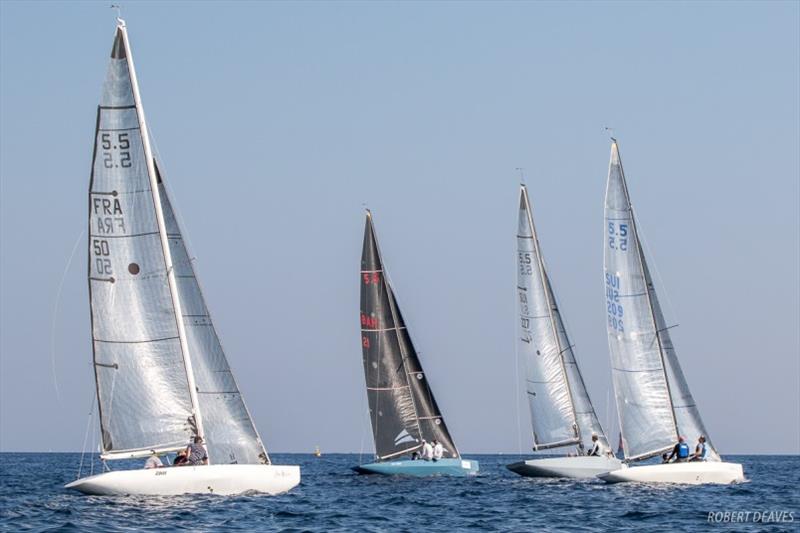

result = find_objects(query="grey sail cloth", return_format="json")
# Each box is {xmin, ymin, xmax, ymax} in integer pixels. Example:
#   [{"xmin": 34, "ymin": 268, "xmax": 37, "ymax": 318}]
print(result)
[
  {"xmin": 88, "ymin": 28, "xmax": 194, "ymax": 455},
  {"xmin": 156, "ymin": 164, "xmax": 268, "ymax": 465},
  {"xmin": 518, "ymin": 187, "xmax": 608, "ymax": 451},
  {"xmin": 360, "ymin": 212, "xmax": 458, "ymax": 460},
  {"xmin": 604, "ymin": 141, "xmax": 718, "ymax": 461}
]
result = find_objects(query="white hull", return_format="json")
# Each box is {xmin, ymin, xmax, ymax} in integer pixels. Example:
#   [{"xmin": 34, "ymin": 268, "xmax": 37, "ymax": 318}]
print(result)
[
  {"xmin": 507, "ymin": 456, "xmax": 622, "ymax": 479},
  {"xmin": 65, "ymin": 464, "xmax": 300, "ymax": 496},
  {"xmin": 598, "ymin": 461, "xmax": 744, "ymax": 485}
]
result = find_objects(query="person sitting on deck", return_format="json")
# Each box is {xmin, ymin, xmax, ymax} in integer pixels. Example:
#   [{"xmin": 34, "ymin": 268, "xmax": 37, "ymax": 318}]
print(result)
[
  {"xmin": 173, "ymin": 449, "xmax": 188, "ymax": 466},
  {"xmin": 690, "ymin": 436, "xmax": 708, "ymax": 462},
  {"xmin": 421, "ymin": 439, "xmax": 434, "ymax": 461},
  {"xmin": 666, "ymin": 436, "xmax": 690, "ymax": 463},
  {"xmin": 432, "ymin": 440, "xmax": 444, "ymax": 461},
  {"xmin": 586, "ymin": 434, "xmax": 607, "ymax": 457},
  {"xmin": 411, "ymin": 451, "xmax": 420, "ymax": 461},
  {"xmin": 144, "ymin": 450, "xmax": 163, "ymax": 469},
  {"xmin": 186, "ymin": 435, "xmax": 209, "ymax": 466}
]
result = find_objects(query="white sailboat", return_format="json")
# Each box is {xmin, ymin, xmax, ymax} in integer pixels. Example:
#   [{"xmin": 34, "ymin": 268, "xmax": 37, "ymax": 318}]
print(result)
[
  {"xmin": 507, "ymin": 185, "xmax": 621, "ymax": 478},
  {"xmin": 65, "ymin": 19, "xmax": 300, "ymax": 496},
  {"xmin": 597, "ymin": 140, "xmax": 743, "ymax": 485}
]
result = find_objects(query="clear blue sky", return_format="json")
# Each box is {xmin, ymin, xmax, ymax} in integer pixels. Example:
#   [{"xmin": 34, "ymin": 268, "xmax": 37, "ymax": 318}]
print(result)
[{"xmin": 1, "ymin": 1, "xmax": 798, "ymax": 455}]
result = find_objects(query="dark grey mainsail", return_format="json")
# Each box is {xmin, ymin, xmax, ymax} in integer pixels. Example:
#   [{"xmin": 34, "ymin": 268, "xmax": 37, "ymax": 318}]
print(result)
[{"xmin": 360, "ymin": 211, "xmax": 458, "ymax": 460}]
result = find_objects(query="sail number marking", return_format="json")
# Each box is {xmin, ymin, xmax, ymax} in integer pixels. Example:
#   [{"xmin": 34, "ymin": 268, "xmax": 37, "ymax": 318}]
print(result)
[
  {"xmin": 518, "ymin": 286, "xmax": 533, "ymax": 344},
  {"xmin": 605, "ymin": 272, "xmax": 624, "ymax": 332},
  {"xmin": 607, "ymin": 222, "xmax": 628, "ymax": 251},
  {"xmin": 518, "ymin": 252, "xmax": 533, "ymax": 275},
  {"xmin": 101, "ymin": 132, "xmax": 132, "ymax": 169}
]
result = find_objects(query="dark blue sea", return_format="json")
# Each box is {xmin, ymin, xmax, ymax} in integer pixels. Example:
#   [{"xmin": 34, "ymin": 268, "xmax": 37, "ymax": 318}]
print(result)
[{"xmin": 1, "ymin": 453, "xmax": 797, "ymax": 532}]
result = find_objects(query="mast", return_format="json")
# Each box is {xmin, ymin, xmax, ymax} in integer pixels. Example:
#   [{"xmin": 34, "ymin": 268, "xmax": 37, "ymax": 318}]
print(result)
[
  {"xmin": 117, "ymin": 20, "xmax": 206, "ymax": 449},
  {"xmin": 522, "ymin": 186, "xmax": 582, "ymax": 449},
  {"xmin": 612, "ymin": 140, "xmax": 680, "ymax": 446},
  {"xmin": 370, "ymin": 213, "xmax": 426, "ymax": 445}
]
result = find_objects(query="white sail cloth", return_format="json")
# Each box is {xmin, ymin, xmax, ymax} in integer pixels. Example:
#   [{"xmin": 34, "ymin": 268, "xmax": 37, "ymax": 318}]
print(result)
[
  {"xmin": 518, "ymin": 187, "xmax": 609, "ymax": 451},
  {"xmin": 89, "ymin": 25, "xmax": 268, "ymax": 464},
  {"xmin": 603, "ymin": 142, "xmax": 719, "ymax": 461}
]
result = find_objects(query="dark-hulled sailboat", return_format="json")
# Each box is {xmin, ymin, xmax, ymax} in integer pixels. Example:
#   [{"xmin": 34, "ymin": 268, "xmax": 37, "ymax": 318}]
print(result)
[{"xmin": 354, "ymin": 210, "xmax": 478, "ymax": 476}]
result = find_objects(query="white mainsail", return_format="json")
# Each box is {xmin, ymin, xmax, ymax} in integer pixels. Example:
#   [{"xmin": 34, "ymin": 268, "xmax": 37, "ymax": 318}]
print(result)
[
  {"xmin": 603, "ymin": 140, "xmax": 719, "ymax": 462},
  {"xmin": 517, "ymin": 185, "xmax": 609, "ymax": 451},
  {"xmin": 88, "ymin": 21, "xmax": 267, "ymax": 465}
]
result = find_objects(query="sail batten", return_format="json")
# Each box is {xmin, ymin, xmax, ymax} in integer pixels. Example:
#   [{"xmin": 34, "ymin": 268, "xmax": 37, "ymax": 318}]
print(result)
[
  {"xmin": 517, "ymin": 186, "xmax": 610, "ymax": 452},
  {"xmin": 603, "ymin": 141, "xmax": 719, "ymax": 462},
  {"xmin": 360, "ymin": 212, "xmax": 459, "ymax": 461}
]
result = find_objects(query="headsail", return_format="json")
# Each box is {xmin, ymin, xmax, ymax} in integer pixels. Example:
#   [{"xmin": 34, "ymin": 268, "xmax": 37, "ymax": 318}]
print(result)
[
  {"xmin": 156, "ymin": 163, "xmax": 268, "ymax": 465},
  {"xmin": 517, "ymin": 186, "xmax": 608, "ymax": 451},
  {"xmin": 360, "ymin": 211, "xmax": 458, "ymax": 460},
  {"xmin": 88, "ymin": 24, "xmax": 195, "ymax": 456},
  {"xmin": 603, "ymin": 141, "xmax": 719, "ymax": 461}
]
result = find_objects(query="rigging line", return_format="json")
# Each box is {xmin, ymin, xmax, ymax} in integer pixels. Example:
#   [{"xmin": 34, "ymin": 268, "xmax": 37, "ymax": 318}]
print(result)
[
  {"xmin": 633, "ymin": 208, "xmax": 680, "ymax": 330},
  {"xmin": 77, "ymin": 387, "xmax": 96, "ymax": 479},
  {"xmin": 513, "ymin": 248, "xmax": 523, "ymax": 456},
  {"xmin": 51, "ymin": 227, "xmax": 86, "ymax": 403}
]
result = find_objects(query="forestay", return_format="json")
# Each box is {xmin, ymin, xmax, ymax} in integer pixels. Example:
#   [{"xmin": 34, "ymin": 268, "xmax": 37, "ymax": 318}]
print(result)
[
  {"xmin": 88, "ymin": 27, "xmax": 194, "ymax": 456},
  {"xmin": 360, "ymin": 211, "xmax": 458, "ymax": 460},
  {"xmin": 517, "ymin": 186, "xmax": 608, "ymax": 452},
  {"xmin": 603, "ymin": 141, "xmax": 719, "ymax": 461}
]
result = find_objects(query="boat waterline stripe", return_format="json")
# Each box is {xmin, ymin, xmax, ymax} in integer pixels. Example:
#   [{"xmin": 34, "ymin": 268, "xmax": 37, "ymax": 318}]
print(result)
[
  {"xmin": 367, "ymin": 385, "xmax": 411, "ymax": 391},
  {"xmin": 360, "ymin": 269, "xmax": 384, "ymax": 273},
  {"xmin": 99, "ymin": 104, "xmax": 137, "ymax": 110}
]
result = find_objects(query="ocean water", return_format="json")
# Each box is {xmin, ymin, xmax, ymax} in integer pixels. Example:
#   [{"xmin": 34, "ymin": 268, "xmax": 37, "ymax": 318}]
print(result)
[{"xmin": 0, "ymin": 453, "xmax": 797, "ymax": 532}]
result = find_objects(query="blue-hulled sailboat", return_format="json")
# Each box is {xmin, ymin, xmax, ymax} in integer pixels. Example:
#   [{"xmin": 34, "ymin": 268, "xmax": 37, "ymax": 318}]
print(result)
[{"xmin": 354, "ymin": 210, "xmax": 478, "ymax": 477}]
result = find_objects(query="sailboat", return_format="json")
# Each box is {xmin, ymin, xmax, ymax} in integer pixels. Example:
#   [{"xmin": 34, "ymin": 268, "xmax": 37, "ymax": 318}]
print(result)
[
  {"xmin": 506, "ymin": 185, "xmax": 622, "ymax": 478},
  {"xmin": 65, "ymin": 19, "xmax": 300, "ymax": 496},
  {"xmin": 597, "ymin": 140, "xmax": 744, "ymax": 484},
  {"xmin": 353, "ymin": 210, "xmax": 479, "ymax": 476}
]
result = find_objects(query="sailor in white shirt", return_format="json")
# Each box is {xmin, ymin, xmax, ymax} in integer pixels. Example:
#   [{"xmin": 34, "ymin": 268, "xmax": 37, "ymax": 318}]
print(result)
[
  {"xmin": 144, "ymin": 451, "xmax": 163, "ymax": 469},
  {"xmin": 421, "ymin": 439, "xmax": 434, "ymax": 461},
  {"xmin": 432, "ymin": 440, "xmax": 444, "ymax": 461},
  {"xmin": 587, "ymin": 434, "xmax": 610, "ymax": 457}
]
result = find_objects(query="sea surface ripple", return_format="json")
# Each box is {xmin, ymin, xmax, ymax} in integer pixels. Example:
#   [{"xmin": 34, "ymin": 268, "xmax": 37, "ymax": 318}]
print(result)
[{"xmin": 1, "ymin": 453, "xmax": 798, "ymax": 532}]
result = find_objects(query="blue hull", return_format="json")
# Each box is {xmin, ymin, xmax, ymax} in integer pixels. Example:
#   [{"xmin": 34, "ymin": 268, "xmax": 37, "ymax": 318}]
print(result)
[{"xmin": 353, "ymin": 458, "xmax": 479, "ymax": 477}]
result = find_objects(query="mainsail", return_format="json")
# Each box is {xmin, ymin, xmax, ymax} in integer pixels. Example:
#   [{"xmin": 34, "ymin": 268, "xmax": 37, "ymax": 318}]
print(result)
[
  {"xmin": 88, "ymin": 21, "xmax": 268, "ymax": 464},
  {"xmin": 603, "ymin": 140, "xmax": 719, "ymax": 462},
  {"xmin": 517, "ymin": 185, "xmax": 609, "ymax": 452},
  {"xmin": 360, "ymin": 211, "xmax": 458, "ymax": 460}
]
